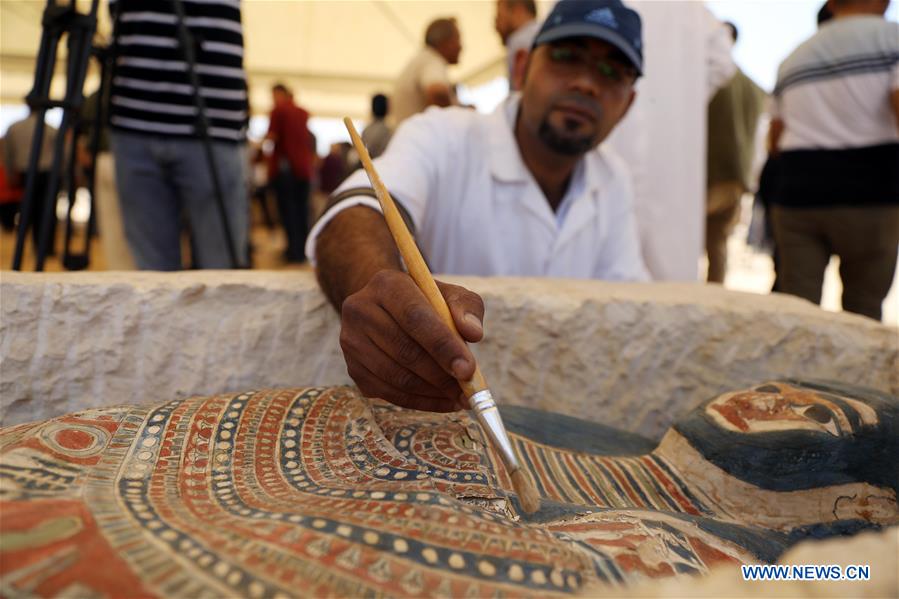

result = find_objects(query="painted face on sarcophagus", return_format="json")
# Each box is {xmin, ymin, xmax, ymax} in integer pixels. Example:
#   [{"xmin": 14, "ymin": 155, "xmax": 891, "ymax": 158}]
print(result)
[
  {"xmin": 662, "ymin": 380, "xmax": 899, "ymax": 532},
  {"xmin": 705, "ymin": 382, "xmax": 880, "ymax": 437}
]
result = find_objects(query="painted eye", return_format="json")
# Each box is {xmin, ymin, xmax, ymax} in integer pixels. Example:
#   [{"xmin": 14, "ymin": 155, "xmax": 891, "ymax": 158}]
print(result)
[
  {"xmin": 802, "ymin": 404, "xmax": 833, "ymax": 424},
  {"xmin": 754, "ymin": 384, "xmax": 781, "ymax": 394}
]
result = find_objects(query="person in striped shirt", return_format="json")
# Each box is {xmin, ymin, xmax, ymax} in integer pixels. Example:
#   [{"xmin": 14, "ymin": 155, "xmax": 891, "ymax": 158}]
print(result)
[
  {"xmin": 108, "ymin": 0, "xmax": 249, "ymax": 270},
  {"xmin": 767, "ymin": 0, "xmax": 899, "ymax": 321}
]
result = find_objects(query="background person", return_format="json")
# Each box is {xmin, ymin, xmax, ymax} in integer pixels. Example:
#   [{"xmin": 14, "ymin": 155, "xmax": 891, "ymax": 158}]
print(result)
[
  {"xmin": 392, "ymin": 17, "xmax": 462, "ymax": 124},
  {"xmin": 494, "ymin": 0, "xmax": 540, "ymax": 91},
  {"xmin": 768, "ymin": 0, "xmax": 899, "ymax": 321},
  {"xmin": 361, "ymin": 94, "xmax": 393, "ymax": 160},
  {"xmin": 0, "ymin": 137, "xmax": 21, "ymax": 231},
  {"xmin": 3, "ymin": 109, "xmax": 58, "ymax": 254},
  {"xmin": 108, "ymin": 0, "xmax": 249, "ymax": 270},
  {"xmin": 267, "ymin": 83, "xmax": 314, "ymax": 263},
  {"xmin": 705, "ymin": 22, "xmax": 767, "ymax": 283}
]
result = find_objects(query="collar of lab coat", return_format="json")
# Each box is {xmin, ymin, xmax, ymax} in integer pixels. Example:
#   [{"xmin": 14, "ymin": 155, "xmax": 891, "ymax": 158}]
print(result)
[
  {"xmin": 487, "ymin": 93, "xmax": 602, "ymax": 195},
  {"xmin": 486, "ymin": 93, "xmax": 605, "ymax": 237}
]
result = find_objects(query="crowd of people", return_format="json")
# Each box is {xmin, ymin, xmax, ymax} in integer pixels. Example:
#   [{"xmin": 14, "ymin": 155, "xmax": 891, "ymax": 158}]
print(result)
[{"xmin": 1, "ymin": 0, "xmax": 897, "ymax": 332}]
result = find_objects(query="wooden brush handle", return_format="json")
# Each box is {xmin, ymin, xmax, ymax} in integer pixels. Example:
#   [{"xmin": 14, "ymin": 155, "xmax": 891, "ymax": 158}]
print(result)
[{"xmin": 344, "ymin": 117, "xmax": 488, "ymax": 399}]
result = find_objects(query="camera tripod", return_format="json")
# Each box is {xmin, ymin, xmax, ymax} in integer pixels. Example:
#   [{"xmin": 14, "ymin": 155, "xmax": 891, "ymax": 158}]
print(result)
[{"xmin": 11, "ymin": 0, "xmax": 243, "ymax": 271}]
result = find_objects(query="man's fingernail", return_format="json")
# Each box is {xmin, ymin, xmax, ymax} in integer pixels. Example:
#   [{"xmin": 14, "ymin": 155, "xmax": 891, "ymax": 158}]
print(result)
[
  {"xmin": 463, "ymin": 313, "xmax": 483, "ymax": 334},
  {"xmin": 451, "ymin": 358, "xmax": 470, "ymax": 379}
]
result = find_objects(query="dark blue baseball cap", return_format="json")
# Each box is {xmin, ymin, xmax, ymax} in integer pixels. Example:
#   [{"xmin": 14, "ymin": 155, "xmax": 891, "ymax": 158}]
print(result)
[{"xmin": 533, "ymin": 0, "xmax": 644, "ymax": 75}]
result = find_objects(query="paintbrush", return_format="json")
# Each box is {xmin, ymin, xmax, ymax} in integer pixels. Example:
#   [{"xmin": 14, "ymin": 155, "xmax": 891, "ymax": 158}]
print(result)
[{"xmin": 344, "ymin": 117, "xmax": 540, "ymax": 514}]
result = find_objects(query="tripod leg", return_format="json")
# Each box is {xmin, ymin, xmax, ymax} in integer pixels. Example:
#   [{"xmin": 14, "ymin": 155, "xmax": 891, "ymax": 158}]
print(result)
[
  {"xmin": 76, "ymin": 2, "xmax": 103, "ymax": 264},
  {"xmin": 11, "ymin": 14, "xmax": 61, "ymax": 270},
  {"xmin": 82, "ymin": 43, "xmax": 111, "ymax": 258},
  {"xmin": 33, "ymin": 115, "xmax": 69, "ymax": 271},
  {"xmin": 171, "ymin": 0, "xmax": 242, "ymax": 268},
  {"xmin": 61, "ymin": 122, "xmax": 80, "ymax": 265},
  {"xmin": 34, "ymin": 5, "xmax": 98, "ymax": 271}
]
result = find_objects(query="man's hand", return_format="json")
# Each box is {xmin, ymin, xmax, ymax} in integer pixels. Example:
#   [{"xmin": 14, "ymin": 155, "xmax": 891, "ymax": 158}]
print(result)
[
  {"xmin": 339, "ymin": 269, "xmax": 485, "ymax": 412},
  {"xmin": 313, "ymin": 205, "xmax": 484, "ymax": 411}
]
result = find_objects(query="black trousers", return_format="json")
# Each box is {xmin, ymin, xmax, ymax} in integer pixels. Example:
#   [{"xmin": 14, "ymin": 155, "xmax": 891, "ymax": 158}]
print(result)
[{"xmin": 274, "ymin": 169, "xmax": 310, "ymax": 262}]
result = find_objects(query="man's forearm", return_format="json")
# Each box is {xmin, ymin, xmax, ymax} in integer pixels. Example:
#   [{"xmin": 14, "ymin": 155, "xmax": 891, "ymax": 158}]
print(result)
[{"xmin": 314, "ymin": 205, "xmax": 403, "ymax": 312}]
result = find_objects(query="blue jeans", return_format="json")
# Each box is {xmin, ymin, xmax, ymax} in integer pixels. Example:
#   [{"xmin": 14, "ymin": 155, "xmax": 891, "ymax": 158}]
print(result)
[{"xmin": 110, "ymin": 131, "xmax": 248, "ymax": 270}]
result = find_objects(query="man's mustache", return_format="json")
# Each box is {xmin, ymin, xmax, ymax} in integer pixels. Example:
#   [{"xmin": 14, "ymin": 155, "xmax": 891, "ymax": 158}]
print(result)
[{"xmin": 551, "ymin": 95, "xmax": 603, "ymax": 122}]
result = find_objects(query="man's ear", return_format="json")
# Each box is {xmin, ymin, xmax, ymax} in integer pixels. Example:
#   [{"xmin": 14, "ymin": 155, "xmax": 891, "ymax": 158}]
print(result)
[
  {"xmin": 619, "ymin": 88, "xmax": 637, "ymax": 121},
  {"xmin": 512, "ymin": 49, "xmax": 529, "ymax": 91}
]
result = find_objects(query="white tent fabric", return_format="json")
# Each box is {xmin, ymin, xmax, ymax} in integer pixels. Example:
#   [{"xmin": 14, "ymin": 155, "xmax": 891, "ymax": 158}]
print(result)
[
  {"xmin": 0, "ymin": 0, "xmax": 515, "ymax": 118},
  {"xmin": 0, "ymin": 0, "xmax": 714, "ymax": 281}
]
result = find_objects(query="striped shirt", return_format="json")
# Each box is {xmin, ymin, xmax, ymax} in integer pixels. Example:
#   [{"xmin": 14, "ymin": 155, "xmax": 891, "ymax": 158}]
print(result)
[
  {"xmin": 773, "ymin": 15, "xmax": 899, "ymax": 151},
  {"xmin": 108, "ymin": 0, "xmax": 248, "ymax": 142},
  {"xmin": 771, "ymin": 15, "xmax": 899, "ymax": 207}
]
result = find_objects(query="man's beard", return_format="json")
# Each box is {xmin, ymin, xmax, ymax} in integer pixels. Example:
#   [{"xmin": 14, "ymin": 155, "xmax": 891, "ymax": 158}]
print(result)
[{"xmin": 538, "ymin": 117, "xmax": 599, "ymax": 156}]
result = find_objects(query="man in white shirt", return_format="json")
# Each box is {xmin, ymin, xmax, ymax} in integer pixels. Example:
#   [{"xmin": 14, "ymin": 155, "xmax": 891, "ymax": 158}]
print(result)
[
  {"xmin": 309, "ymin": 0, "xmax": 646, "ymax": 412},
  {"xmin": 768, "ymin": 0, "xmax": 899, "ymax": 321},
  {"xmin": 392, "ymin": 18, "xmax": 462, "ymax": 125},
  {"xmin": 495, "ymin": 0, "xmax": 541, "ymax": 91}
]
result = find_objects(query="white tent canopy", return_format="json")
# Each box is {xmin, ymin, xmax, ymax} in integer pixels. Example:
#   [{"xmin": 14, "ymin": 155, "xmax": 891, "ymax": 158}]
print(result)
[{"xmin": 0, "ymin": 0, "xmax": 528, "ymax": 118}]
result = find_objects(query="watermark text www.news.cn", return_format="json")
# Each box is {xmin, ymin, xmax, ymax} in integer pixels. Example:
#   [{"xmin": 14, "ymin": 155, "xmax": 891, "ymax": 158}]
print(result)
[{"xmin": 742, "ymin": 564, "xmax": 870, "ymax": 581}]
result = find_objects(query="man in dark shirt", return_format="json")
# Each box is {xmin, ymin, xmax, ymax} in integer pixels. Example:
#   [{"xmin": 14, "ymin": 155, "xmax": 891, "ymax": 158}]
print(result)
[{"xmin": 267, "ymin": 83, "xmax": 314, "ymax": 263}]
